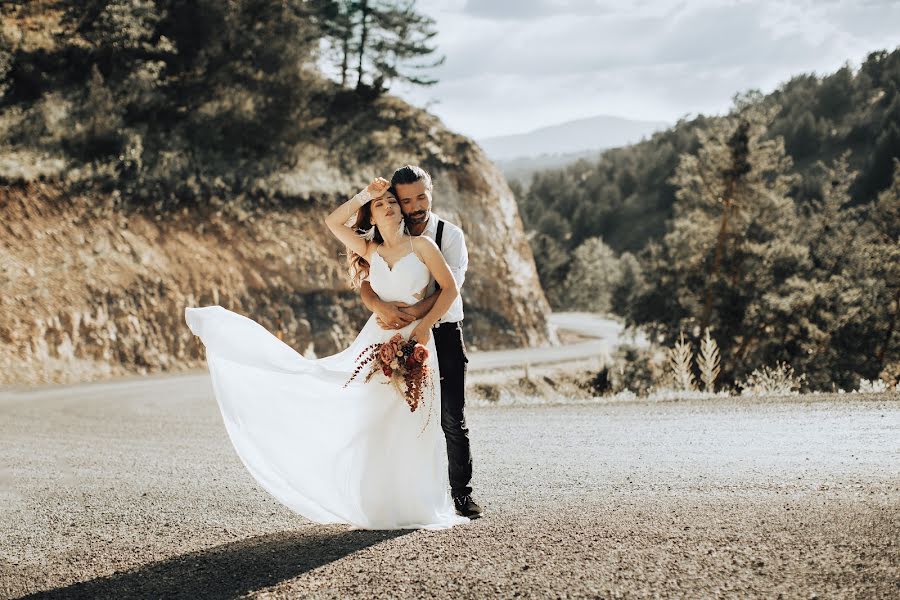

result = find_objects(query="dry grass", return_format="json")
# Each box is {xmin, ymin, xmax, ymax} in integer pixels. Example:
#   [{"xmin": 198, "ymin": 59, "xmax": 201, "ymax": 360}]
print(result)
[
  {"xmin": 697, "ymin": 329, "xmax": 720, "ymax": 392},
  {"xmin": 740, "ymin": 362, "xmax": 807, "ymax": 396},
  {"xmin": 668, "ymin": 331, "xmax": 695, "ymax": 391}
]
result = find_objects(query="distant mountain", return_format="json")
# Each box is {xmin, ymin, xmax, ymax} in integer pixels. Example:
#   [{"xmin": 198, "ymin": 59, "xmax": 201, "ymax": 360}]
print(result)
[
  {"xmin": 492, "ymin": 149, "xmax": 606, "ymax": 185},
  {"xmin": 477, "ymin": 115, "xmax": 670, "ymax": 162}
]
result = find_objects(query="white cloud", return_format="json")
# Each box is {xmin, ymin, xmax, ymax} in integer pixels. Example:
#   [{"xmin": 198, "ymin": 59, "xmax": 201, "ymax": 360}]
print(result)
[
  {"xmin": 460, "ymin": 0, "xmax": 616, "ymax": 20},
  {"xmin": 398, "ymin": 0, "xmax": 900, "ymax": 138}
]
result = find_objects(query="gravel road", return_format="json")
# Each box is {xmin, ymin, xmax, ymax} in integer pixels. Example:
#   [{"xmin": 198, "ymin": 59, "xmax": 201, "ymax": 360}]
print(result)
[{"xmin": 1, "ymin": 375, "xmax": 898, "ymax": 599}]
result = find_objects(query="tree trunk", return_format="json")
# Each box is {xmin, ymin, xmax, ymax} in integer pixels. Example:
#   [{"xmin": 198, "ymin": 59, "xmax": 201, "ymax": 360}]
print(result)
[
  {"xmin": 701, "ymin": 181, "xmax": 735, "ymax": 332},
  {"xmin": 702, "ymin": 118, "xmax": 751, "ymax": 331},
  {"xmin": 356, "ymin": 0, "xmax": 369, "ymax": 89},
  {"xmin": 340, "ymin": 32, "xmax": 349, "ymax": 87},
  {"xmin": 876, "ymin": 289, "xmax": 900, "ymax": 363}
]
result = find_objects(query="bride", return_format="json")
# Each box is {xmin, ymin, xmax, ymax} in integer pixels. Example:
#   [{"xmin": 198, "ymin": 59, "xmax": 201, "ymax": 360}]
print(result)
[{"xmin": 185, "ymin": 177, "xmax": 468, "ymax": 530}]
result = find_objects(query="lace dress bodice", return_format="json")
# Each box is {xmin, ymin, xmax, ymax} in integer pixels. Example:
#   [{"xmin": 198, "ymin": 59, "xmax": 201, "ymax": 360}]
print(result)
[{"xmin": 368, "ymin": 249, "xmax": 431, "ymax": 306}]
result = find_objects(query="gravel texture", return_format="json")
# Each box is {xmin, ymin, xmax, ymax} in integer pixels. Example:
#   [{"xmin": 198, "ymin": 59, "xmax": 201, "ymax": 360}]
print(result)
[{"xmin": 1, "ymin": 375, "xmax": 898, "ymax": 599}]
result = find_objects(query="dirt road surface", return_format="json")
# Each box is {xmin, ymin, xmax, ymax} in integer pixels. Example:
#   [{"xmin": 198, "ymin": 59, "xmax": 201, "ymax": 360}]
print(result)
[{"xmin": 1, "ymin": 374, "xmax": 897, "ymax": 598}]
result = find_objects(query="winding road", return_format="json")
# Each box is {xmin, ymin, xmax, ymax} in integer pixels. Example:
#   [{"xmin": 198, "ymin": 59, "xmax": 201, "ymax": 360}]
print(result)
[{"xmin": 468, "ymin": 312, "xmax": 645, "ymax": 371}]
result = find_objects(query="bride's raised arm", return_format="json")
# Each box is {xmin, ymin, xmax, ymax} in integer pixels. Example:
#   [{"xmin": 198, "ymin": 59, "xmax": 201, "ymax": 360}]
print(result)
[{"xmin": 323, "ymin": 177, "xmax": 390, "ymax": 257}]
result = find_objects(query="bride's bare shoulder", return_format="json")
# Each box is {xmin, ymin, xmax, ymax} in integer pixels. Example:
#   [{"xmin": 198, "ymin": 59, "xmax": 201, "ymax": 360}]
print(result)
[{"xmin": 411, "ymin": 235, "xmax": 439, "ymax": 254}]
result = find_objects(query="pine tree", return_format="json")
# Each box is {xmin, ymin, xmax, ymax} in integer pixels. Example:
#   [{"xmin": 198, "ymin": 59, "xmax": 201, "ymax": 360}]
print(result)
[
  {"xmin": 648, "ymin": 100, "xmax": 807, "ymax": 383},
  {"xmin": 871, "ymin": 160, "xmax": 900, "ymax": 365},
  {"xmin": 561, "ymin": 237, "xmax": 623, "ymax": 313},
  {"xmin": 69, "ymin": 65, "xmax": 125, "ymax": 159},
  {"xmin": 315, "ymin": 0, "xmax": 358, "ymax": 87},
  {"xmin": 610, "ymin": 252, "xmax": 643, "ymax": 317},
  {"xmin": 367, "ymin": 0, "xmax": 444, "ymax": 89},
  {"xmin": 528, "ymin": 232, "xmax": 570, "ymax": 309},
  {"xmin": 319, "ymin": 0, "xmax": 444, "ymax": 93},
  {"xmin": 0, "ymin": 28, "xmax": 14, "ymax": 100},
  {"xmin": 861, "ymin": 118, "xmax": 900, "ymax": 199},
  {"xmin": 786, "ymin": 154, "xmax": 887, "ymax": 388}
]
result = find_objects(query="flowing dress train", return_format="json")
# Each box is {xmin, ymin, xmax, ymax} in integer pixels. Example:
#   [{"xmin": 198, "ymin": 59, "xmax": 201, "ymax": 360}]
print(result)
[{"xmin": 185, "ymin": 249, "xmax": 467, "ymax": 530}]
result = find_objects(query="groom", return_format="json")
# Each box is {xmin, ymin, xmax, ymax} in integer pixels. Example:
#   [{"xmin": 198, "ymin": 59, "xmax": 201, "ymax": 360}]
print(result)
[{"xmin": 360, "ymin": 164, "xmax": 482, "ymax": 519}]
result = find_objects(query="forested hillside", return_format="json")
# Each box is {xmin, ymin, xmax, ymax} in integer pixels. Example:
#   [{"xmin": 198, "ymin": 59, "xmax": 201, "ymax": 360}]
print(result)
[
  {"xmin": 0, "ymin": 0, "xmax": 451, "ymax": 204},
  {"xmin": 516, "ymin": 49, "xmax": 900, "ymax": 390},
  {"xmin": 517, "ymin": 50, "xmax": 900, "ymax": 256}
]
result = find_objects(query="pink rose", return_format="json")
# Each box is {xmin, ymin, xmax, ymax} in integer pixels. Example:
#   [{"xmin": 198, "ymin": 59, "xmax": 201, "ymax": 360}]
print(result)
[
  {"xmin": 378, "ymin": 343, "xmax": 395, "ymax": 365},
  {"xmin": 412, "ymin": 344, "xmax": 429, "ymax": 364}
]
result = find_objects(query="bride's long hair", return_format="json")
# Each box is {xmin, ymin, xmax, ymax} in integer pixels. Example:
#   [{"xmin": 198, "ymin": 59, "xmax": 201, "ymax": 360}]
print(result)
[{"xmin": 347, "ymin": 200, "xmax": 380, "ymax": 289}]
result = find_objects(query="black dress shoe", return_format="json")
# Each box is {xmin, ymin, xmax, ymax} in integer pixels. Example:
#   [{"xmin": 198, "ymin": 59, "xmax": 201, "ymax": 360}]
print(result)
[{"xmin": 453, "ymin": 495, "xmax": 483, "ymax": 518}]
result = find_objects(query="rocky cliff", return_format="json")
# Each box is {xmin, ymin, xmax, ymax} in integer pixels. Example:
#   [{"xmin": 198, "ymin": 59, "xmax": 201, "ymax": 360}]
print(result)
[{"xmin": 0, "ymin": 133, "xmax": 553, "ymax": 386}]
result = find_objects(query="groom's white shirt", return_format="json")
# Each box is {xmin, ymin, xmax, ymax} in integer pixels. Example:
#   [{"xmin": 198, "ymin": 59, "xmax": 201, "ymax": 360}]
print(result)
[{"xmin": 421, "ymin": 211, "xmax": 466, "ymax": 325}]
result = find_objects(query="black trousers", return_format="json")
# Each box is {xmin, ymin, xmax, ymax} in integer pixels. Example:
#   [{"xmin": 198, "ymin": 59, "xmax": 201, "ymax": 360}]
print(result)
[{"xmin": 433, "ymin": 321, "xmax": 473, "ymax": 497}]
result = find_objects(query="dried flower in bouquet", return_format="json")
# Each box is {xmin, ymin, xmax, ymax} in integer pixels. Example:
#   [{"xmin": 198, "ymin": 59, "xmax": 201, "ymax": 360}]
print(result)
[{"xmin": 344, "ymin": 333, "xmax": 433, "ymax": 412}]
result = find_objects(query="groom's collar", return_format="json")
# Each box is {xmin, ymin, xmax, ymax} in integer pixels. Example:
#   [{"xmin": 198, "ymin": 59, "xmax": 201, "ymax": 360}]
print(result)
[{"xmin": 422, "ymin": 211, "xmax": 440, "ymax": 236}]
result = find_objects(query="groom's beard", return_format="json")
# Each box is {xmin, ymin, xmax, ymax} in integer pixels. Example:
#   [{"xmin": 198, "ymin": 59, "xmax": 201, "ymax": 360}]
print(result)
[{"xmin": 405, "ymin": 210, "xmax": 428, "ymax": 225}]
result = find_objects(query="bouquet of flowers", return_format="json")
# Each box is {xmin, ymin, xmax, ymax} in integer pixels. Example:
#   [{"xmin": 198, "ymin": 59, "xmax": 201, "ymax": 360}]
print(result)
[{"xmin": 345, "ymin": 333, "xmax": 432, "ymax": 412}]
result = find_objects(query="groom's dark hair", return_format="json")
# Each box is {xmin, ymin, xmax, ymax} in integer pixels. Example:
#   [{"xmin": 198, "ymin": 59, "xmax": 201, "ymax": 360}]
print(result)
[{"xmin": 390, "ymin": 164, "xmax": 433, "ymax": 192}]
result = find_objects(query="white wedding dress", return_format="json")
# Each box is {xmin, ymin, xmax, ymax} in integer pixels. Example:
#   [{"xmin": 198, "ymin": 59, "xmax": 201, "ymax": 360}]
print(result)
[{"xmin": 185, "ymin": 248, "xmax": 468, "ymax": 530}]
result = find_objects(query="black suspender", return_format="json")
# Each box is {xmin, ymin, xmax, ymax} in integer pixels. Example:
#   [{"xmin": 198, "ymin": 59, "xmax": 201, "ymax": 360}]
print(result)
[{"xmin": 434, "ymin": 220, "xmax": 445, "ymax": 291}]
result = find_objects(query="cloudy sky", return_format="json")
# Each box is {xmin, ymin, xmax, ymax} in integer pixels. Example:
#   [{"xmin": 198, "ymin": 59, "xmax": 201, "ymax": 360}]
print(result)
[{"xmin": 391, "ymin": 0, "xmax": 900, "ymax": 140}]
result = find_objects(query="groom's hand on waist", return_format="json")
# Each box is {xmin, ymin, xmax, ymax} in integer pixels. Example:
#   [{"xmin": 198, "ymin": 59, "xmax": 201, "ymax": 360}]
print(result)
[{"xmin": 374, "ymin": 301, "xmax": 415, "ymax": 330}]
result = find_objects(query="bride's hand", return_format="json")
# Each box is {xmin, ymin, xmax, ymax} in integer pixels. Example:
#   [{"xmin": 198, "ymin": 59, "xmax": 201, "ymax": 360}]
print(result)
[
  {"xmin": 367, "ymin": 177, "xmax": 390, "ymax": 198},
  {"xmin": 410, "ymin": 323, "xmax": 432, "ymax": 346},
  {"xmin": 374, "ymin": 301, "xmax": 414, "ymax": 330}
]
